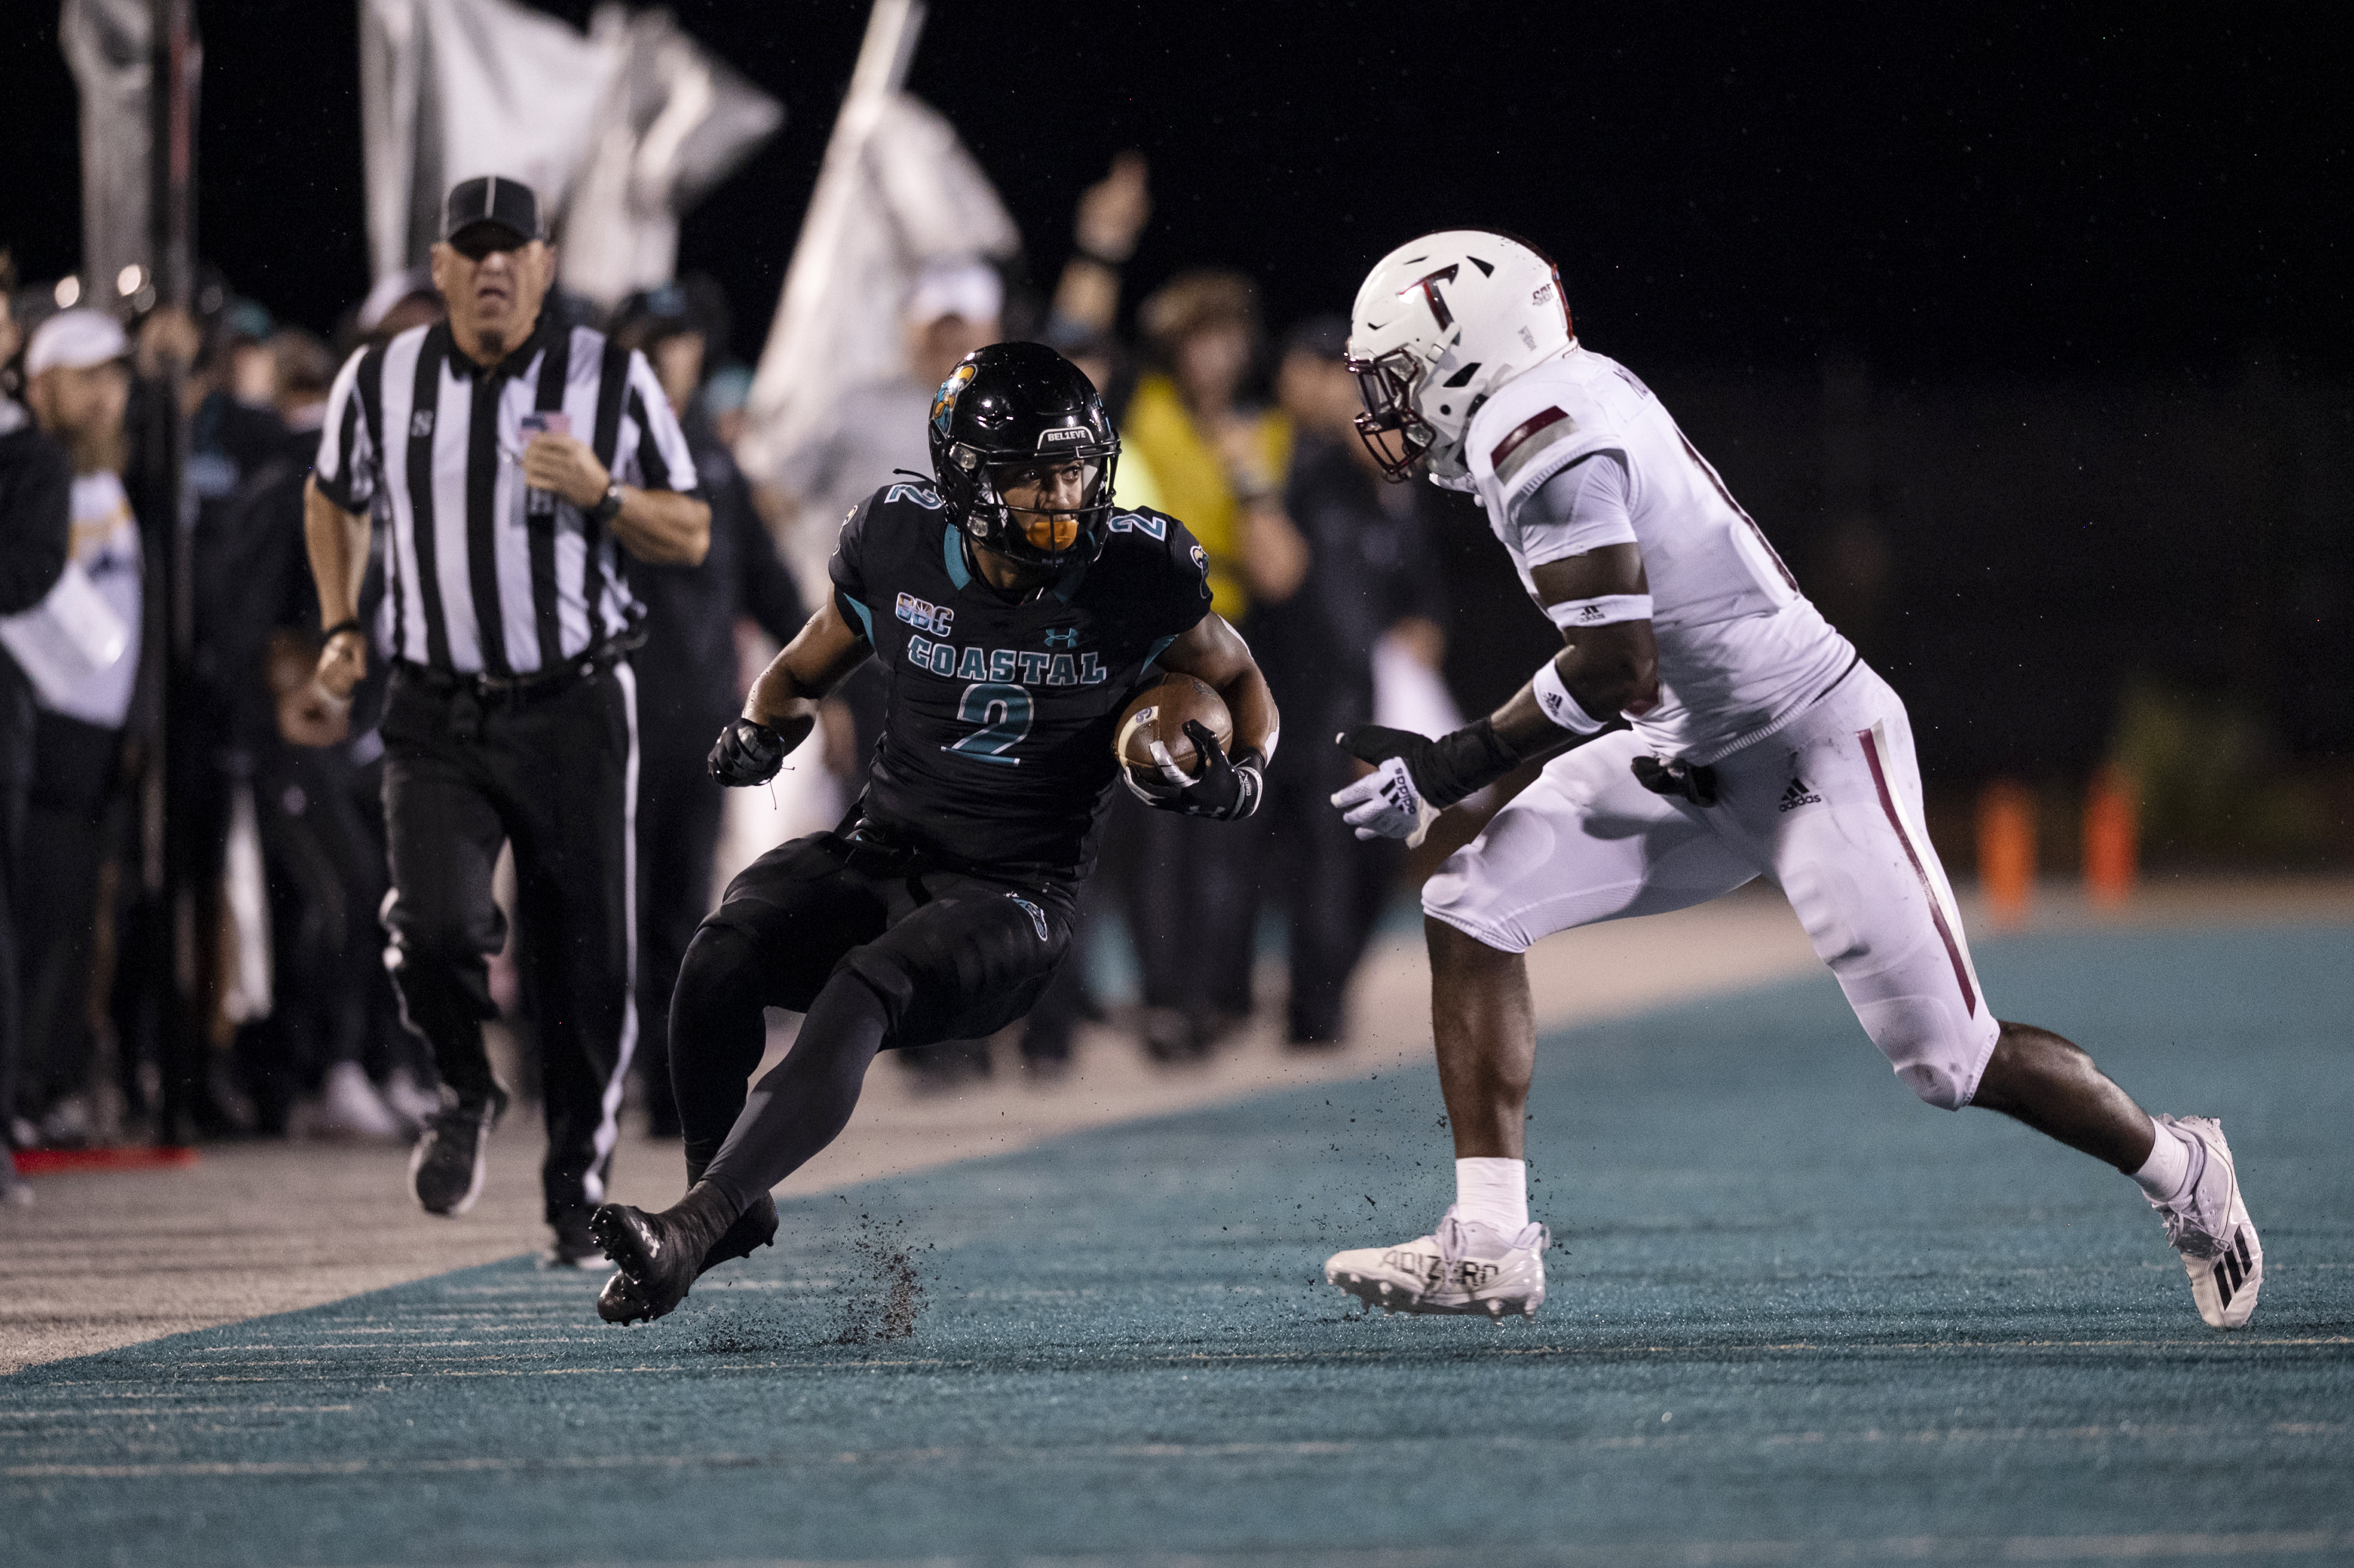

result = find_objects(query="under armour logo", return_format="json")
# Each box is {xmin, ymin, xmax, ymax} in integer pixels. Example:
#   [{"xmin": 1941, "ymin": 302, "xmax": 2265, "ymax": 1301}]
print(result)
[
  {"xmin": 1042, "ymin": 627, "xmax": 1078, "ymax": 648},
  {"xmin": 1006, "ymin": 893, "xmax": 1049, "ymax": 941},
  {"xmin": 410, "ymin": 410, "xmax": 435, "ymax": 438}
]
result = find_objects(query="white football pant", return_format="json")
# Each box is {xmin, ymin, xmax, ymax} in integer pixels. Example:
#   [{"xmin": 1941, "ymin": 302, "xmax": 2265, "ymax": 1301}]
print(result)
[{"xmin": 1423, "ymin": 662, "xmax": 2000, "ymax": 1109}]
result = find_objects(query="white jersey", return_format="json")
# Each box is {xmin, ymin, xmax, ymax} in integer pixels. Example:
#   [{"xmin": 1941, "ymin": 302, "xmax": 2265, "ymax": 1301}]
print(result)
[{"xmin": 1462, "ymin": 344, "xmax": 1852, "ymax": 764}]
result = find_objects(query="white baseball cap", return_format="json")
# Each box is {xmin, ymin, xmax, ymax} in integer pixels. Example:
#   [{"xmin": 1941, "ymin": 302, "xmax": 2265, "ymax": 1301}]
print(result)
[
  {"xmin": 904, "ymin": 260, "xmax": 1002, "ymax": 329},
  {"xmin": 26, "ymin": 308, "xmax": 129, "ymax": 377}
]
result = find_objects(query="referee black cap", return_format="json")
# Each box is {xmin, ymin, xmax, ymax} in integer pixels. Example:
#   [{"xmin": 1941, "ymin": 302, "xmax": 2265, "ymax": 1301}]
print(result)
[{"xmin": 442, "ymin": 175, "xmax": 544, "ymax": 251}]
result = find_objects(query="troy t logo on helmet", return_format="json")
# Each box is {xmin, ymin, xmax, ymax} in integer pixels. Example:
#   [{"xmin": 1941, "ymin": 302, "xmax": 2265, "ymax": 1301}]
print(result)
[{"xmin": 1407, "ymin": 264, "xmax": 1460, "ymax": 329}]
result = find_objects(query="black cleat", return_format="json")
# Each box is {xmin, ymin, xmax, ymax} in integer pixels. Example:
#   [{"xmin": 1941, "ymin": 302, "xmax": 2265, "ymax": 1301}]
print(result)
[
  {"xmin": 704, "ymin": 1191, "xmax": 779, "ymax": 1270},
  {"xmin": 590, "ymin": 1202, "xmax": 711, "ymax": 1323},
  {"xmin": 407, "ymin": 1086, "xmax": 507, "ymax": 1215},
  {"xmin": 592, "ymin": 1191, "xmax": 777, "ymax": 1324},
  {"xmin": 596, "ymin": 1267, "xmax": 653, "ymax": 1324}
]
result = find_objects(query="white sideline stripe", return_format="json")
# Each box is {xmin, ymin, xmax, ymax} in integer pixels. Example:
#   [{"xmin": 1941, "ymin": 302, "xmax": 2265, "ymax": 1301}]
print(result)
[
  {"xmin": 12, "ymin": 1429, "xmax": 2349, "ymax": 1481},
  {"xmin": 584, "ymin": 660, "xmax": 641, "ymax": 1207},
  {"xmin": 29, "ymin": 1332, "xmax": 2353, "ymax": 1388},
  {"xmin": 252, "ymin": 1538, "xmax": 2354, "ymax": 1568}
]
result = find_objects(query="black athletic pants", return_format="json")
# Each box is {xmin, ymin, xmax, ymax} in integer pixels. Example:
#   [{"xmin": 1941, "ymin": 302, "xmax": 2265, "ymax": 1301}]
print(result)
[
  {"xmin": 674, "ymin": 828, "xmax": 1074, "ymax": 1212},
  {"xmin": 1249, "ymin": 718, "xmax": 1400, "ymax": 1042},
  {"xmin": 0, "ymin": 668, "xmax": 32, "ymax": 1148},
  {"xmin": 379, "ymin": 660, "xmax": 638, "ymax": 1221},
  {"xmin": 1123, "ymin": 794, "xmax": 1257, "ymax": 1025},
  {"xmin": 18, "ymin": 711, "xmax": 124, "ymax": 1120},
  {"xmin": 633, "ymin": 710, "xmax": 728, "ymax": 1135}
]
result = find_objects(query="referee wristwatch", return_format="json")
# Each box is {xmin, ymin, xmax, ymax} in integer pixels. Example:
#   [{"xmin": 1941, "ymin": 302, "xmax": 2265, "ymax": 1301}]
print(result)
[{"xmin": 587, "ymin": 481, "xmax": 624, "ymax": 525}]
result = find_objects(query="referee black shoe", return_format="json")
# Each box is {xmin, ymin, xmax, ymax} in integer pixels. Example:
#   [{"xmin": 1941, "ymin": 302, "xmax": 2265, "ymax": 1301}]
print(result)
[
  {"xmin": 407, "ymin": 1085, "xmax": 507, "ymax": 1216},
  {"xmin": 543, "ymin": 1207, "xmax": 603, "ymax": 1269},
  {"xmin": 594, "ymin": 1192, "xmax": 779, "ymax": 1323}
]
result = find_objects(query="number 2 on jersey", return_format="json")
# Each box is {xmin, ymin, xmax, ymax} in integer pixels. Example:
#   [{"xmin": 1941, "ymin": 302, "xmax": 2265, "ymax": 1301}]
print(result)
[{"xmin": 946, "ymin": 681, "xmax": 1032, "ymax": 766}]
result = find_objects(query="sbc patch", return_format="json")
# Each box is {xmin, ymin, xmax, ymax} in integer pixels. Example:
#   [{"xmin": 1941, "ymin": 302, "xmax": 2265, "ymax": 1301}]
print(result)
[{"xmin": 894, "ymin": 591, "xmax": 954, "ymax": 637}]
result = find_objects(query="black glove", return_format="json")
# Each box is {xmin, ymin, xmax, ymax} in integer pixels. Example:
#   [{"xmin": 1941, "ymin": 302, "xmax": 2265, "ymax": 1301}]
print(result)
[
  {"xmin": 1126, "ymin": 720, "xmax": 1265, "ymax": 820},
  {"xmin": 1337, "ymin": 720, "xmax": 1518, "ymax": 811},
  {"xmin": 709, "ymin": 716, "xmax": 792, "ymax": 787},
  {"xmin": 1630, "ymin": 754, "xmax": 1719, "ymax": 806}
]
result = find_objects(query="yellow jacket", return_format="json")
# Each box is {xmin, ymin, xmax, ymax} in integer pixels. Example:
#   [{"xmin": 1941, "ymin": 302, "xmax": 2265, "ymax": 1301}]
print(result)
[{"xmin": 1119, "ymin": 375, "xmax": 1291, "ymax": 622}]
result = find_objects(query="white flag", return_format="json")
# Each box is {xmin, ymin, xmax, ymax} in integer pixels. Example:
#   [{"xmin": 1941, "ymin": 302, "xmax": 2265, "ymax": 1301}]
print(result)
[
  {"xmin": 360, "ymin": 0, "xmax": 619, "ymax": 285},
  {"xmin": 558, "ymin": 5, "xmax": 783, "ymax": 309},
  {"xmin": 736, "ymin": 0, "xmax": 1017, "ymax": 489},
  {"xmin": 60, "ymin": 0, "xmax": 191, "ymax": 314}
]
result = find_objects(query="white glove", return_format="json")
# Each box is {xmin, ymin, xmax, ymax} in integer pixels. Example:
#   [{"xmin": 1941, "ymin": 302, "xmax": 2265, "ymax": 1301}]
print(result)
[{"xmin": 1329, "ymin": 755, "xmax": 1441, "ymax": 847}]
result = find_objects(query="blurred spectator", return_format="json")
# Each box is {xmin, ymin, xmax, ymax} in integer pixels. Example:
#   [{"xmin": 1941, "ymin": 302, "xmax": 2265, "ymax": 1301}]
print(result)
[
  {"xmin": 1245, "ymin": 317, "xmax": 1448, "ymax": 1045},
  {"xmin": 14, "ymin": 309, "xmax": 140, "ymax": 1146},
  {"xmin": 340, "ymin": 267, "xmax": 444, "ymax": 356},
  {"xmin": 610, "ymin": 283, "xmax": 807, "ymax": 1139},
  {"xmin": 0, "ymin": 254, "xmax": 74, "ymax": 1196},
  {"xmin": 118, "ymin": 285, "xmax": 289, "ymax": 1135},
  {"xmin": 217, "ymin": 326, "xmax": 425, "ymax": 1137},
  {"xmin": 770, "ymin": 257, "xmax": 1002, "ymax": 549},
  {"xmin": 1116, "ymin": 270, "xmax": 1302, "ymax": 1061},
  {"xmin": 702, "ymin": 364, "xmax": 753, "ymax": 451}
]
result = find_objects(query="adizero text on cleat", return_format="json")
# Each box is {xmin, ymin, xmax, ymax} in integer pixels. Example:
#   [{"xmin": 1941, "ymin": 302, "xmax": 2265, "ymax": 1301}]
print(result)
[
  {"xmin": 589, "ymin": 1203, "xmax": 703, "ymax": 1323},
  {"xmin": 1323, "ymin": 1204, "xmax": 1549, "ymax": 1317},
  {"xmin": 2151, "ymin": 1114, "xmax": 2263, "ymax": 1329}
]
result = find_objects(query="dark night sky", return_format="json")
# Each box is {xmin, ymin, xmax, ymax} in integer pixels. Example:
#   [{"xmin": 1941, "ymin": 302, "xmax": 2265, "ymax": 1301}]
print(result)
[{"xmin": 3, "ymin": 2, "xmax": 2348, "ymax": 383}]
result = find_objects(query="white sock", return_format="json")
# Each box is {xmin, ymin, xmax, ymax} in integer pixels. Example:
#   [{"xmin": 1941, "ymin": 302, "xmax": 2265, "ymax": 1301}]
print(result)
[
  {"xmin": 2130, "ymin": 1118, "xmax": 2193, "ymax": 1203},
  {"xmin": 1455, "ymin": 1157, "xmax": 1529, "ymax": 1232}
]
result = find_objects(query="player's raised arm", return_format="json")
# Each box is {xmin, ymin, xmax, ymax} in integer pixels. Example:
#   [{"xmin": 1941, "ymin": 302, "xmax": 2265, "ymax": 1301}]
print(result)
[
  {"xmin": 1133, "ymin": 610, "xmax": 1280, "ymax": 821},
  {"xmin": 709, "ymin": 594, "xmax": 873, "ymax": 786}
]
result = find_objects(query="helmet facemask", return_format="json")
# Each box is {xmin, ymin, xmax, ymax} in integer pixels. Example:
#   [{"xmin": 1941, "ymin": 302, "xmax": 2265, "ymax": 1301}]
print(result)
[
  {"xmin": 950, "ymin": 446, "xmax": 1121, "ymax": 569},
  {"xmin": 1346, "ymin": 347, "xmax": 1436, "ymax": 483}
]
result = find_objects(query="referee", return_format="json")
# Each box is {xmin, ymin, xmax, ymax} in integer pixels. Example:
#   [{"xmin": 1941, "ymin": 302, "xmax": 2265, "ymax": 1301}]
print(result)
[{"xmin": 304, "ymin": 176, "xmax": 709, "ymax": 1264}]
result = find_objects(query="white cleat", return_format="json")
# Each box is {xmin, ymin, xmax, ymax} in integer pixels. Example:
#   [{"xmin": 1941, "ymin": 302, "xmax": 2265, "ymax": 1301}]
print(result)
[
  {"xmin": 1323, "ymin": 1205, "xmax": 1549, "ymax": 1319},
  {"xmin": 2149, "ymin": 1114, "xmax": 2262, "ymax": 1329}
]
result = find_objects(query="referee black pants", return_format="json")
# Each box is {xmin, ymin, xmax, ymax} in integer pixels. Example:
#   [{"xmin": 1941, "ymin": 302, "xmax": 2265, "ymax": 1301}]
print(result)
[{"xmin": 379, "ymin": 661, "xmax": 639, "ymax": 1221}]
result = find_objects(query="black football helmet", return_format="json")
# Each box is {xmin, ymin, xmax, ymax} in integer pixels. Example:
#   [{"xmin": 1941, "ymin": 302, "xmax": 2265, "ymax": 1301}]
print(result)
[{"xmin": 928, "ymin": 342, "xmax": 1121, "ymax": 569}]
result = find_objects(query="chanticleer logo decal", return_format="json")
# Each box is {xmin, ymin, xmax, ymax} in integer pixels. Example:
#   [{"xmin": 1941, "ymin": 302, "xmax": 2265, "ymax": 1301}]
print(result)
[{"xmin": 931, "ymin": 364, "xmax": 978, "ymax": 435}]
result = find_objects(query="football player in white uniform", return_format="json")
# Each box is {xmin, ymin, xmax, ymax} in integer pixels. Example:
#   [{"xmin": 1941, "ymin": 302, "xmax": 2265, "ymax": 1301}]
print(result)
[{"xmin": 1319, "ymin": 231, "xmax": 2259, "ymax": 1329}]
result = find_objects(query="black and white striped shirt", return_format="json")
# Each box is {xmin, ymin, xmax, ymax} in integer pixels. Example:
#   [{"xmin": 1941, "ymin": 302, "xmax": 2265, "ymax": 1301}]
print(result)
[{"xmin": 314, "ymin": 317, "xmax": 698, "ymax": 676}]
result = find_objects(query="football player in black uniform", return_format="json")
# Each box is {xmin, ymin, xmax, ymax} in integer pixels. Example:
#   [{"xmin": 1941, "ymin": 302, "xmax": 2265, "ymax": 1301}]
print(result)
[{"xmin": 590, "ymin": 343, "xmax": 1278, "ymax": 1322}]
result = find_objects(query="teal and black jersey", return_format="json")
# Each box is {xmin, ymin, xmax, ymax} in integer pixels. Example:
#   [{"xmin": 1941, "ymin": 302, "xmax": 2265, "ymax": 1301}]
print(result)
[{"xmin": 829, "ymin": 480, "xmax": 1213, "ymax": 878}]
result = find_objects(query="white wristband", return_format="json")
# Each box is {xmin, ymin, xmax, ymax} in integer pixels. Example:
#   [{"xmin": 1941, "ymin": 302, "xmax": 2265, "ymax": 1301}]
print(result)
[
  {"xmin": 1544, "ymin": 593, "xmax": 1654, "ymax": 631},
  {"xmin": 1531, "ymin": 658, "xmax": 1607, "ymax": 735}
]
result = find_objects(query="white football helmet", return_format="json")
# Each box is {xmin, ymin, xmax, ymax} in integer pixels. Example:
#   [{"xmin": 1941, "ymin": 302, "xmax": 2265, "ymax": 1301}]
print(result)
[{"xmin": 1346, "ymin": 231, "xmax": 1573, "ymax": 485}]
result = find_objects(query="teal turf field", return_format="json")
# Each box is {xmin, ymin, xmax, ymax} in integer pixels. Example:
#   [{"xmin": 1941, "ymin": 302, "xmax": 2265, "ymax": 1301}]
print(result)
[{"xmin": 6, "ymin": 925, "xmax": 2352, "ymax": 1565}]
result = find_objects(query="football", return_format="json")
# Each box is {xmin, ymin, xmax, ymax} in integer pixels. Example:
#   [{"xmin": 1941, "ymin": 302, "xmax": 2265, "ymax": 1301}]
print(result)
[{"xmin": 1114, "ymin": 674, "xmax": 1235, "ymax": 785}]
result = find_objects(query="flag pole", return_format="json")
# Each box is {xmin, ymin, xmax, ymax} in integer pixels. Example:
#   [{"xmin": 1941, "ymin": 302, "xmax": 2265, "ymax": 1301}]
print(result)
[
  {"xmin": 148, "ymin": 0, "xmax": 204, "ymax": 1140},
  {"xmin": 739, "ymin": 0, "xmax": 926, "ymax": 466}
]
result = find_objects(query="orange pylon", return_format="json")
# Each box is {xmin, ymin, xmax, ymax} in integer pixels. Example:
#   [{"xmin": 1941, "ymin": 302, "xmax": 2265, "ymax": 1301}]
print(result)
[
  {"xmin": 2084, "ymin": 766, "xmax": 2138, "ymax": 908},
  {"xmin": 1977, "ymin": 779, "xmax": 2036, "ymax": 928}
]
